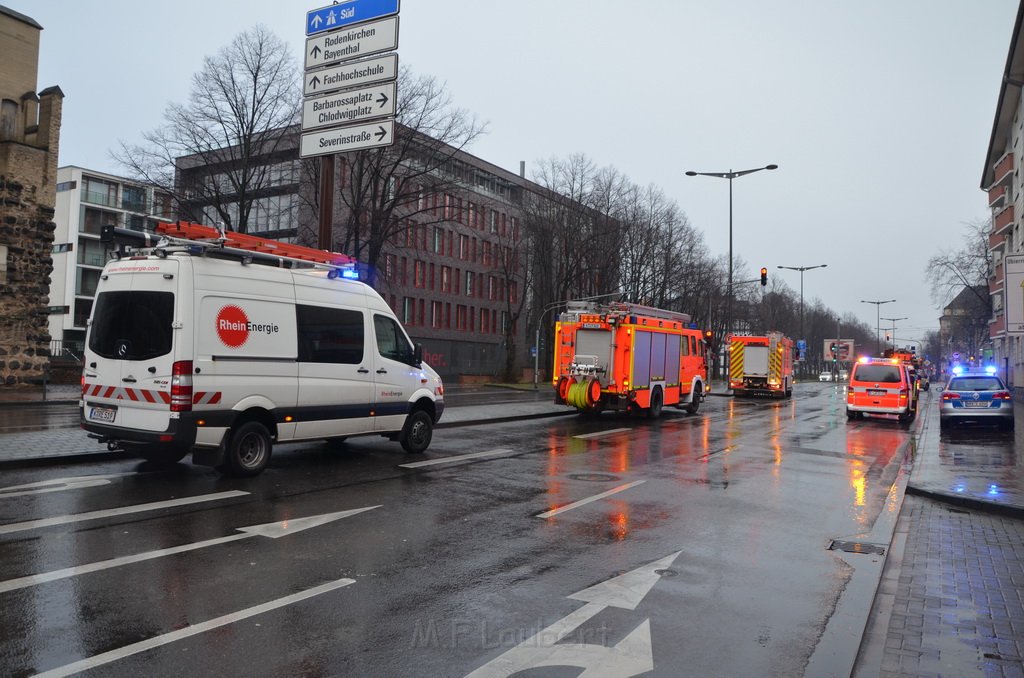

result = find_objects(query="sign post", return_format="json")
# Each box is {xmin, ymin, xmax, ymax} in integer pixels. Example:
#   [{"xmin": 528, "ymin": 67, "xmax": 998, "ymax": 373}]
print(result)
[
  {"xmin": 303, "ymin": 0, "xmax": 400, "ymax": 248},
  {"xmin": 1005, "ymin": 254, "xmax": 1024, "ymax": 334}
]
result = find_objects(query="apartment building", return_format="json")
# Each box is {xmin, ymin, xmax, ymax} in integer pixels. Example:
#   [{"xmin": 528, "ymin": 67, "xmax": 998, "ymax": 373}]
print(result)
[
  {"xmin": 982, "ymin": 1, "xmax": 1024, "ymax": 392},
  {"xmin": 48, "ymin": 166, "xmax": 173, "ymax": 355}
]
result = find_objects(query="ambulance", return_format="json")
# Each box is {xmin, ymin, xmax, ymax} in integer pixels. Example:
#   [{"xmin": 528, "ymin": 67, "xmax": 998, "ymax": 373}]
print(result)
[
  {"xmin": 80, "ymin": 222, "xmax": 445, "ymax": 477},
  {"xmin": 552, "ymin": 301, "xmax": 708, "ymax": 416}
]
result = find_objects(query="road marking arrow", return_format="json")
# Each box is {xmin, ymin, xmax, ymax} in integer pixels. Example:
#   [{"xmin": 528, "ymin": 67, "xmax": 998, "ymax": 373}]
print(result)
[
  {"xmin": 0, "ymin": 505, "xmax": 379, "ymax": 593},
  {"xmin": 0, "ymin": 490, "xmax": 250, "ymax": 535},
  {"xmin": 34, "ymin": 576, "xmax": 356, "ymax": 678},
  {"xmin": 465, "ymin": 551, "xmax": 681, "ymax": 677},
  {"xmin": 0, "ymin": 473, "xmax": 136, "ymax": 499}
]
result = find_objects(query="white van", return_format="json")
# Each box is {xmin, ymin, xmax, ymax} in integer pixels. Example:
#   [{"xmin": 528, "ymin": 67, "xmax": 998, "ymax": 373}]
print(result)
[{"xmin": 80, "ymin": 226, "xmax": 444, "ymax": 477}]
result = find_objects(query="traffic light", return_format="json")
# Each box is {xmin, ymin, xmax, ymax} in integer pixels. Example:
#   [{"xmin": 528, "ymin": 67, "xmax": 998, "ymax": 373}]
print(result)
[
  {"xmin": 703, "ymin": 329, "xmax": 714, "ymax": 344},
  {"xmin": 885, "ymin": 333, "xmax": 891, "ymax": 342},
  {"xmin": 760, "ymin": 267, "xmax": 768, "ymax": 286}
]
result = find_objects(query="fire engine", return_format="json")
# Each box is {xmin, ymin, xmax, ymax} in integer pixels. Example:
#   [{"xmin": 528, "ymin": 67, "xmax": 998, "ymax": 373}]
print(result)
[
  {"xmin": 551, "ymin": 301, "xmax": 708, "ymax": 416},
  {"xmin": 729, "ymin": 332, "xmax": 795, "ymax": 398}
]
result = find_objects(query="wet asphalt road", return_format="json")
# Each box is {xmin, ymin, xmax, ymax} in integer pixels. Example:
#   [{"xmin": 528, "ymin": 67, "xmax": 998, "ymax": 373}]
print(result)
[{"xmin": 0, "ymin": 385, "xmax": 963, "ymax": 677}]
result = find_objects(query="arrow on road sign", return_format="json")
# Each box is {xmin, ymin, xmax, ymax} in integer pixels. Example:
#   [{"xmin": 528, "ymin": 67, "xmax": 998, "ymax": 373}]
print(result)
[
  {"xmin": 0, "ymin": 506, "xmax": 380, "ymax": 593},
  {"xmin": 465, "ymin": 551, "xmax": 681, "ymax": 677}
]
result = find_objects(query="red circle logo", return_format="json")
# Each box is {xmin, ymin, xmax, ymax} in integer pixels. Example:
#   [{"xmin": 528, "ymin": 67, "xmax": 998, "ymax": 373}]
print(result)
[{"xmin": 216, "ymin": 305, "xmax": 249, "ymax": 348}]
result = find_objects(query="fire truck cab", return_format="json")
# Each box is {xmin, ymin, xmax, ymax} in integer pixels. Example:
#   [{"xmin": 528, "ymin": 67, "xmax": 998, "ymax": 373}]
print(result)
[{"xmin": 552, "ymin": 301, "xmax": 708, "ymax": 417}]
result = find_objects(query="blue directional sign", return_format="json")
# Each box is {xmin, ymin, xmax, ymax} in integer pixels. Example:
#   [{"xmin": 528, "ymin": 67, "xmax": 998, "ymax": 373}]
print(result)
[{"xmin": 307, "ymin": 0, "xmax": 400, "ymax": 36}]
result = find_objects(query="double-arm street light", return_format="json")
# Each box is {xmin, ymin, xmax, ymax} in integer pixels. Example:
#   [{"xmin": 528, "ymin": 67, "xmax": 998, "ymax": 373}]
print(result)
[
  {"xmin": 861, "ymin": 299, "xmax": 896, "ymax": 355},
  {"xmin": 778, "ymin": 264, "xmax": 827, "ymax": 378},
  {"xmin": 776, "ymin": 264, "xmax": 827, "ymax": 340},
  {"xmin": 881, "ymin": 316, "xmax": 907, "ymax": 349},
  {"xmin": 685, "ymin": 164, "xmax": 778, "ymax": 338}
]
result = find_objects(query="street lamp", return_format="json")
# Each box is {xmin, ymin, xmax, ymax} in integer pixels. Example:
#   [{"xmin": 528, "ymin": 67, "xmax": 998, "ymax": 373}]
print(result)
[
  {"xmin": 860, "ymin": 299, "xmax": 896, "ymax": 355},
  {"xmin": 880, "ymin": 316, "xmax": 907, "ymax": 350},
  {"xmin": 777, "ymin": 264, "xmax": 826, "ymax": 378},
  {"xmin": 685, "ymin": 164, "xmax": 778, "ymax": 339}
]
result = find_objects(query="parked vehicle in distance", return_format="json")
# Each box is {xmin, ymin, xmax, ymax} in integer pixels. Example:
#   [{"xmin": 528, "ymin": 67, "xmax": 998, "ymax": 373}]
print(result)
[
  {"xmin": 917, "ymin": 373, "xmax": 930, "ymax": 391},
  {"xmin": 940, "ymin": 368, "xmax": 1014, "ymax": 430},
  {"xmin": 818, "ymin": 371, "xmax": 833, "ymax": 382},
  {"xmin": 846, "ymin": 357, "xmax": 918, "ymax": 425},
  {"xmin": 839, "ymin": 369, "xmax": 849, "ymax": 381}
]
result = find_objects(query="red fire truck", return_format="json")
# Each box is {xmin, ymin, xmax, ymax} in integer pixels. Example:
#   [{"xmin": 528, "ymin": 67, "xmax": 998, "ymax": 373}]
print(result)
[{"xmin": 552, "ymin": 301, "xmax": 708, "ymax": 417}]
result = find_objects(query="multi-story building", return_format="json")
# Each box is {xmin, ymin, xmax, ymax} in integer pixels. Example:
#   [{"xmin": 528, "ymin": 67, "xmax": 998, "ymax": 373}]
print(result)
[
  {"xmin": 49, "ymin": 166, "xmax": 174, "ymax": 356},
  {"xmin": 982, "ymin": 1, "xmax": 1024, "ymax": 392},
  {"xmin": 176, "ymin": 126, "xmax": 541, "ymax": 382},
  {"xmin": 0, "ymin": 4, "xmax": 62, "ymax": 387}
]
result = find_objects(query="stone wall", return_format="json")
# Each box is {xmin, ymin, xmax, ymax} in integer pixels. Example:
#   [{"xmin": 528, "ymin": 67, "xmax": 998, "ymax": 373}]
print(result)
[{"xmin": 0, "ymin": 161, "xmax": 55, "ymax": 386}]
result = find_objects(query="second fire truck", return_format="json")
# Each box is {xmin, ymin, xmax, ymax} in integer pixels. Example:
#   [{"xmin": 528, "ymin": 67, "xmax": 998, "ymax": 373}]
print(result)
[
  {"xmin": 729, "ymin": 332, "xmax": 795, "ymax": 398},
  {"xmin": 552, "ymin": 301, "xmax": 708, "ymax": 416}
]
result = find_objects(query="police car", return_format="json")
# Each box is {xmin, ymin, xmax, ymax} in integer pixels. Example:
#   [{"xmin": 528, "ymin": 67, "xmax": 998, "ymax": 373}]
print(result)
[{"xmin": 939, "ymin": 366, "xmax": 1014, "ymax": 430}]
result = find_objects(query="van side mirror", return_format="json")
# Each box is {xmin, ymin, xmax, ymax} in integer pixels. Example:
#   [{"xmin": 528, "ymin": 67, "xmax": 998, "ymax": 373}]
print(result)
[{"xmin": 413, "ymin": 343, "xmax": 423, "ymax": 367}]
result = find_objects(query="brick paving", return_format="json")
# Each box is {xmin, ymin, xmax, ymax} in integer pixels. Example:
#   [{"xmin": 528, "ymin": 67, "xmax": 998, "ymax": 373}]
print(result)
[{"xmin": 865, "ymin": 495, "xmax": 1024, "ymax": 677}]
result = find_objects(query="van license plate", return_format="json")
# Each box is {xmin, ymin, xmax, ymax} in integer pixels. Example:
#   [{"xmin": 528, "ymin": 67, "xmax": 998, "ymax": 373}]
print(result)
[
  {"xmin": 867, "ymin": 389, "xmax": 886, "ymax": 396},
  {"xmin": 89, "ymin": 406, "xmax": 117, "ymax": 423}
]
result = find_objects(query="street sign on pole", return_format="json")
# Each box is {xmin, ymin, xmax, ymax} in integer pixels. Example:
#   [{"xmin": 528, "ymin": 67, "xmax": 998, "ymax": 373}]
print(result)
[
  {"xmin": 302, "ymin": 82, "xmax": 396, "ymax": 132},
  {"xmin": 1005, "ymin": 254, "xmax": 1024, "ymax": 334},
  {"xmin": 300, "ymin": 119, "xmax": 395, "ymax": 158},
  {"xmin": 306, "ymin": 0, "xmax": 399, "ymax": 36},
  {"xmin": 305, "ymin": 15, "xmax": 399, "ymax": 70},
  {"xmin": 304, "ymin": 53, "xmax": 398, "ymax": 97}
]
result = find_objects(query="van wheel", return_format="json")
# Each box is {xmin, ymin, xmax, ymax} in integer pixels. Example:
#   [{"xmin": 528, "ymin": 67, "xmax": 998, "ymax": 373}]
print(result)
[
  {"xmin": 141, "ymin": 445, "xmax": 188, "ymax": 465},
  {"xmin": 647, "ymin": 389, "xmax": 664, "ymax": 418},
  {"xmin": 685, "ymin": 385, "xmax": 702, "ymax": 415},
  {"xmin": 400, "ymin": 410, "xmax": 433, "ymax": 453},
  {"xmin": 223, "ymin": 421, "xmax": 272, "ymax": 477}
]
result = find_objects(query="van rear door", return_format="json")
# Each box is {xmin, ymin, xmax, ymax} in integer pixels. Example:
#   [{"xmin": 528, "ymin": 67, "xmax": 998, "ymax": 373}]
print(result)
[{"xmin": 83, "ymin": 259, "xmax": 178, "ymax": 433}]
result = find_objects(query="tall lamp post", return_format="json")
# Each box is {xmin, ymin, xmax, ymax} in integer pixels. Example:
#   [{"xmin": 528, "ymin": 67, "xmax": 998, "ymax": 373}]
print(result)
[
  {"xmin": 881, "ymin": 316, "xmax": 907, "ymax": 351},
  {"xmin": 685, "ymin": 164, "xmax": 778, "ymax": 339},
  {"xmin": 778, "ymin": 264, "xmax": 827, "ymax": 379},
  {"xmin": 861, "ymin": 299, "xmax": 896, "ymax": 355}
]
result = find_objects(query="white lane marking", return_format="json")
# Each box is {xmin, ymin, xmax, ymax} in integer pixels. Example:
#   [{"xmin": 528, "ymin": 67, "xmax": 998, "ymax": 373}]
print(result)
[
  {"xmin": 0, "ymin": 506, "xmax": 379, "ymax": 594},
  {"xmin": 0, "ymin": 473, "xmax": 136, "ymax": 499},
  {"xmin": 398, "ymin": 448, "xmax": 512, "ymax": 468},
  {"xmin": 0, "ymin": 490, "xmax": 250, "ymax": 535},
  {"xmin": 536, "ymin": 480, "xmax": 646, "ymax": 519},
  {"xmin": 572, "ymin": 428, "xmax": 632, "ymax": 440},
  {"xmin": 34, "ymin": 577, "xmax": 356, "ymax": 678}
]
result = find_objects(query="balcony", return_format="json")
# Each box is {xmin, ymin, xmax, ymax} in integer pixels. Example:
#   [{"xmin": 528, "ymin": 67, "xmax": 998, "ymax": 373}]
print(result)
[
  {"xmin": 988, "ymin": 185, "xmax": 1008, "ymax": 209},
  {"xmin": 990, "ymin": 312, "xmax": 1006, "ymax": 338},
  {"xmin": 991, "ymin": 261, "xmax": 1004, "ymax": 283},
  {"xmin": 990, "ymin": 230, "xmax": 1007, "ymax": 251},
  {"xmin": 81, "ymin": 189, "xmax": 118, "ymax": 208},
  {"xmin": 990, "ymin": 152, "xmax": 1014, "ymax": 188},
  {"xmin": 993, "ymin": 204, "xmax": 1014, "ymax": 234}
]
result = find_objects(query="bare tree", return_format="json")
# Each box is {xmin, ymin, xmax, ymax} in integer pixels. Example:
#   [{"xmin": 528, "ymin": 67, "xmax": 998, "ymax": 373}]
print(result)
[
  {"xmin": 114, "ymin": 24, "xmax": 301, "ymax": 233},
  {"xmin": 299, "ymin": 67, "xmax": 487, "ymax": 286},
  {"xmin": 925, "ymin": 217, "xmax": 991, "ymax": 307}
]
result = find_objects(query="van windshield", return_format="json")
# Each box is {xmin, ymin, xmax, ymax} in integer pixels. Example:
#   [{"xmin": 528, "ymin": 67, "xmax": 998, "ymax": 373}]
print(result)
[
  {"xmin": 853, "ymin": 364, "xmax": 902, "ymax": 383},
  {"xmin": 89, "ymin": 291, "xmax": 174, "ymax": 360}
]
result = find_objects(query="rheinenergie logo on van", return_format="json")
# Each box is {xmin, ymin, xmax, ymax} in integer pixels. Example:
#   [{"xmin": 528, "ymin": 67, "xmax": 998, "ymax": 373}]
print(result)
[{"xmin": 216, "ymin": 305, "xmax": 279, "ymax": 348}]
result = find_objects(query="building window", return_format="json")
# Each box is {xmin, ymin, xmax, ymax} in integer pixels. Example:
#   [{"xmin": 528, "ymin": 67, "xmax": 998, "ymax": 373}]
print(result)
[
  {"xmin": 459, "ymin": 234, "xmax": 469, "ymax": 260},
  {"xmin": 56, "ymin": 180, "xmax": 77, "ymax": 192},
  {"xmin": 465, "ymin": 271, "xmax": 475, "ymax": 297},
  {"xmin": 122, "ymin": 185, "xmax": 146, "ymax": 213},
  {"xmin": 441, "ymin": 266, "xmax": 451, "ymax": 293},
  {"xmin": 414, "ymin": 260, "xmax": 425, "ymax": 287},
  {"xmin": 403, "ymin": 298, "xmax": 415, "ymax": 325},
  {"xmin": 433, "ymin": 227, "xmax": 444, "ymax": 253},
  {"xmin": 77, "ymin": 239, "xmax": 111, "ymax": 267},
  {"xmin": 456, "ymin": 305, "xmax": 467, "ymax": 330},
  {"xmin": 0, "ymin": 244, "xmax": 7, "ymax": 283},
  {"xmin": 76, "ymin": 268, "xmax": 102, "ymax": 297},
  {"xmin": 431, "ymin": 301, "xmax": 443, "ymax": 328},
  {"xmin": 489, "ymin": 210, "xmax": 498, "ymax": 234},
  {"xmin": 52, "ymin": 242, "xmax": 73, "ymax": 254},
  {"xmin": 82, "ymin": 176, "xmax": 118, "ymax": 208}
]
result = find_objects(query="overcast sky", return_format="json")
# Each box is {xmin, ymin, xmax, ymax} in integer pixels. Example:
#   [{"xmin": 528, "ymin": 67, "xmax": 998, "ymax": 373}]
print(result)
[{"xmin": 14, "ymin": 0, "xmax": 1018, "ymax": 345}]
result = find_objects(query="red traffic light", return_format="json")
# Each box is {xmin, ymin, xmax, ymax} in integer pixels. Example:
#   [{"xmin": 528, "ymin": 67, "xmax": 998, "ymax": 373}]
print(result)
[{"xmin": 760, "ymin": 267, "xmax": 768, "ymax": 286}]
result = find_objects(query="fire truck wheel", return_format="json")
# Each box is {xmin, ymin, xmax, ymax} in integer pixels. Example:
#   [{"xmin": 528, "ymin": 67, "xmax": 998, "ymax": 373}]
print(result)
[
  {"xmin": 400, "ymin": 410, "xmax": 433, "ymax": 453},
  {"xmin": 685, "ymin": 385, "xmax": 702, "ymax": 414},
  {"xmin": 647, "ymin": 388, "xmax": 664, "ymax": 418},
  {"xmin": 224, "ymin": 421, "xmax": 272, "ymax": 477}
]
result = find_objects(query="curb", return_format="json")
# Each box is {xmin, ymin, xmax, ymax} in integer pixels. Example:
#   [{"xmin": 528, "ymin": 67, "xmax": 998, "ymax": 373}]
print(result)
[
  {"xmin": 904, "ymin": 484, "xmax": 1024, "ymax": 519},
  {"xmin": 437, "ymin": 410, "xmax": 575, "ymax": 429},
  {"xmin": 0, "ymin": 398, "xmax": 79, "ymax": 408}
]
